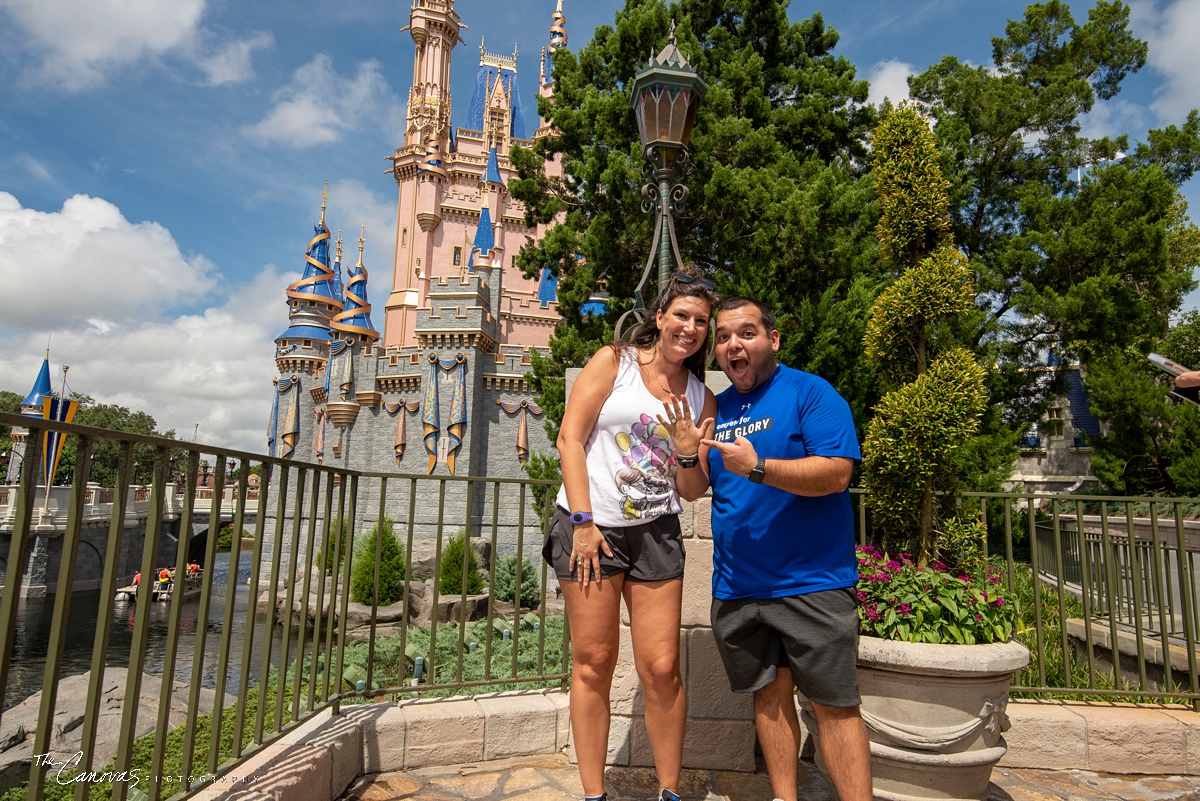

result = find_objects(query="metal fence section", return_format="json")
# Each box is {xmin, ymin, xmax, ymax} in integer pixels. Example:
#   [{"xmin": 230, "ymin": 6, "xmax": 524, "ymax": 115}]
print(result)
[
  {"xmin": 851, "ymin": 488, "xmax": 1200, "ymax": 708},
  {"xmin": 0, "ymin": 412, "xmax": 566, "ymax": 801}
]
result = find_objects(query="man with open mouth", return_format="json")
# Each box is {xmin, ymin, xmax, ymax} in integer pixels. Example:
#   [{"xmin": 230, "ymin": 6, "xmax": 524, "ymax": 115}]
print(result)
[{"xmin": 701, "ymin": 297, "xmax": 871, "ymax": 801}]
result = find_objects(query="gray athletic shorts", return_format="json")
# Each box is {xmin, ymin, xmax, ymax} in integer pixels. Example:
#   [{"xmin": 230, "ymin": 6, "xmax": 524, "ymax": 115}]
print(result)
[
  {"xmin": 710, "ymin": 587, "xmax": 861, "ymax": 707},
  {"xmin": 542, "ymin": 507, "xmax": 684, "ymax": 582}
]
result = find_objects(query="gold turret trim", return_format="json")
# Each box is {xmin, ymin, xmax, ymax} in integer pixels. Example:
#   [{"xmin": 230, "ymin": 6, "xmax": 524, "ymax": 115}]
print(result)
[{"xmin": 479, "ymin": 37, "xmax": 519, "ymax": 72}]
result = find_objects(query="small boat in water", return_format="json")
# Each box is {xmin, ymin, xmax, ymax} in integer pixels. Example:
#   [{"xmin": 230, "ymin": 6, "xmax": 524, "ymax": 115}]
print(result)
[
  {"xmin": 151, "ymin": 569, "xmax": 202, "ymax": 602},
  {"xmin": 114, "ymin": 567, "xmax": 203, "ymax": 603}
]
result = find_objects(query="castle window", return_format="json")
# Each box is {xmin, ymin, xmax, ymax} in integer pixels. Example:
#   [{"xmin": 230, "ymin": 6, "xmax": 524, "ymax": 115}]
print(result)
[
  {"xmin": 453, "ymin": 246, "xmax": 462, "ymax": 266},
  {"xmin": 303, "ymin": 340, "xmax": 312, "ymax": 349},
  {"xmin": 401, "ymin": 228, "xmax": 408, "ymax": 247},
  {"xmin": 1046, "ymin": 407, "xmax": 1064, "ymax": 438},
  {"xmin": 308, "ymin": 301, "xmax": 316, "ymax": 307}
]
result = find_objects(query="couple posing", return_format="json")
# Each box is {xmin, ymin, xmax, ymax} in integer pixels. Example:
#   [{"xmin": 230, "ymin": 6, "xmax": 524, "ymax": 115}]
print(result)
[{"xmin": 542, "ymin": 272, "xmax": 872, "ymax": 801}]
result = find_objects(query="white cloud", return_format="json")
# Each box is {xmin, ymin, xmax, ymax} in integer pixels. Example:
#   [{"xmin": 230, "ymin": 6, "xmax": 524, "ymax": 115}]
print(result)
[
  {"xmin": 0, "ymin": 0, "xmax": 205, "ymax": 91},
  {"xmin": 326, "ymin": 179, "xmax": 397, "ymax": 301},
  {"xmin": 1079, "ymin": 98, "xmax": 1151, "ymax": 141},
  {"xmin": 195, "ymin": 31, "xmax": 274, "ymax": 87},
  {"xmin": 0, "ymin": 192, "xmax": 217, "ymax": 333},
  {"xmin": 0, "ymin": 0, "xmax": 271, "ymax": 91},
  {"xmin": 244, "ymin": 55, "xmax": 406, "ymax": 148},
  {"xmin": 0, "ymin": 191, "xmax": 287, "ymax": 452},
  {"xmin": 1131, "ymin": 0, "xmax": 1200, "ymax": 123},
  {"xmin": 866, "ymin": 59, "xmax": 914, "ymax": 108}
]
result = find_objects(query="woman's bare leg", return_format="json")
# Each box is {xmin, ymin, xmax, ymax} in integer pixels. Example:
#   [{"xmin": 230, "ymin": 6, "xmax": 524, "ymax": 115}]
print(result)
[
  {"xmin": 624, "ymin": 578, "xmax": 685, "ymax": 794},
  {"xmin": 562, "ymin": 574, "xmax": 626, "ymax": 796}
]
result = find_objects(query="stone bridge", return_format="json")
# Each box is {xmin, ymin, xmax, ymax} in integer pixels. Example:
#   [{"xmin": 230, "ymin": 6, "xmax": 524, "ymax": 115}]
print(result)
[{"xmin": 0, "ymin": 484, "xmax": 259, "ymax": 597}]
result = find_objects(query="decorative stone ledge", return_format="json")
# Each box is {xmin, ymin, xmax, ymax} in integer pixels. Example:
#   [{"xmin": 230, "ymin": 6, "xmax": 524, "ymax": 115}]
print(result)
[
  {"xmin": 1001, "ymin": 699, "xmax": 1200, "ymax": 775},
  {"xmin": 191, "ymin": 689, "xmax": 569, "ymax": 801}
]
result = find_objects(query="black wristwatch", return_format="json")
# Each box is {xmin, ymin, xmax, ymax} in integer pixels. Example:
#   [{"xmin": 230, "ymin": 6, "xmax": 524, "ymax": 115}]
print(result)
[
  {"xmin": 748, "ymin": 456, "xmax": 766, "ymax": 484},
  {"xmin": 676, "ymin": 453, "xmax": 700, "ymax": 469}
]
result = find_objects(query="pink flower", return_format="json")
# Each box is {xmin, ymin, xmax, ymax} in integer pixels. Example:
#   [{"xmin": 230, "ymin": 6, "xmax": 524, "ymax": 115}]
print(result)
[
  {"xmin": 994, "ymin": 598, "xmax": 1005, "ymax": 607},
  {"xmin": 897, "ymin": 602, "xmax": 912, "ymax": 615}
]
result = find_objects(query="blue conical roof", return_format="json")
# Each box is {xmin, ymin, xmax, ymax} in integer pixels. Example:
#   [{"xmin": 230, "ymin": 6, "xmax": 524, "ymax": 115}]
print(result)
[
  {"xmin": 21, "ymin": 357, "xmax": 52, "ymax": 409},
  {"xmin": 467, "ymin": 205, "xmax": 495, "ymax": 270},
  {"xmin": 483, "ymin": 147, "xmax": 505, "ymax": 186}
]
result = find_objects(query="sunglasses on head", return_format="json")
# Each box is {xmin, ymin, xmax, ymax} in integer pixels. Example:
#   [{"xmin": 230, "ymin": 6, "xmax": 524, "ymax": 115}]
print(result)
[{"xmin": 672, "ymin": 272, "xmax": 716, "ymax": 291}]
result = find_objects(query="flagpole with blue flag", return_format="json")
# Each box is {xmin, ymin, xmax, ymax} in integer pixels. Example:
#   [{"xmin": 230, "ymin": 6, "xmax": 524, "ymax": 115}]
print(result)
[{"xmin": 41, "ymin": 364, "xmax": 78, "ymax": 511}]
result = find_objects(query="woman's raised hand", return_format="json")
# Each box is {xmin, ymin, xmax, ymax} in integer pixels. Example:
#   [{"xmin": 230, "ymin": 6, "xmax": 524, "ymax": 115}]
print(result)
[{"xmin": 657, "ymin": 393, "xmax": 713, "ymax": 458}]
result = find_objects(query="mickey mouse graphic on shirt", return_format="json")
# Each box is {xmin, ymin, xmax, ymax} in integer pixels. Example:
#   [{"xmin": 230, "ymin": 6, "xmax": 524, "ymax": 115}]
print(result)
[{"xmin": 613, "ymin": 413, "xmax": 676, "ymax": 520}]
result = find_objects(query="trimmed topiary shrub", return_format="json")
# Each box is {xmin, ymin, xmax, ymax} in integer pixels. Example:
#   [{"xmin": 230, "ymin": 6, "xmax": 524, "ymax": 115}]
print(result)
[
  {"xmin": 439, "ymin": 529, "xmax": 484, "ymax": 596},
  {"xmin": 349, "ymin": 518, "xmax": 407, "ymax": 606}
]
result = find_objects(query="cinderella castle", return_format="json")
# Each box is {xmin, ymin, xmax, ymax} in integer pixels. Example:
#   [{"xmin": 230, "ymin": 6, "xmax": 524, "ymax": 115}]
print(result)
[{"xmin": 267, "ymin": 1, "xmax": 574, "ymax": 536}]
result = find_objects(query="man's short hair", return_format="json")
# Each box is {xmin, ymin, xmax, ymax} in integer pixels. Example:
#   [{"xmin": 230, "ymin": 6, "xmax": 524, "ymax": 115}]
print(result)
[{"xmin": 719, "ymin": 297, "xmax": 776, "ymax": 333}]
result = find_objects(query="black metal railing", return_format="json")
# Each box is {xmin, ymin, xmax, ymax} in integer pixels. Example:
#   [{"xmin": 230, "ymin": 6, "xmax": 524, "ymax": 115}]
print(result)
[{"xmin": 0, "ymin": 412, "xmax": 565, "ymax": 801}]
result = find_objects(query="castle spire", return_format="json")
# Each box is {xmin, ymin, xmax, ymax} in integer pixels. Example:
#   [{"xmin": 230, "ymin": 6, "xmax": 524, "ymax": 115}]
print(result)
[
  {"xmin": 320, "ymin": 180, "xmax": 328, "ymax": 226},
  {"xmin": 549, "ymin": 0, "xmax": 567, "ymax": 52},
  {"xmin": 276, "ymin": 191, "xmax": 343, "ymax": 345},
  {"xmin": 403, "ymin": 0, "xmax": 463, "ymax": 144},
  {"xmin": 331, "ymin": 225, "xmax": 380, "ymax": 343},
  {"xmin": 21, "ymin": 354, "xmax": 53, "ymax": 411}
]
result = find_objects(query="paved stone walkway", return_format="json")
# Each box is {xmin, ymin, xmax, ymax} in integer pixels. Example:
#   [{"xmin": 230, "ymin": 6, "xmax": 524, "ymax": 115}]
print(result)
[{"xmin": 342, "ymin": 753, "xmax": 1200, "ymax": 801}]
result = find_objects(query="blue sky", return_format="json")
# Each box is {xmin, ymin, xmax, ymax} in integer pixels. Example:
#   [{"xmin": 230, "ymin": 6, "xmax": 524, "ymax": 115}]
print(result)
[{"xmin": 0, "ymin": 0, "xmax": 1197, "ymax": 452}]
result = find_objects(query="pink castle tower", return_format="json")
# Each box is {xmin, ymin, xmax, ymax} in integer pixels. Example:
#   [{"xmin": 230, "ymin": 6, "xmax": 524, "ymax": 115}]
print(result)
[{"xmin": 384, "ymin": 0, "xmax": 567, "ymax": 351}]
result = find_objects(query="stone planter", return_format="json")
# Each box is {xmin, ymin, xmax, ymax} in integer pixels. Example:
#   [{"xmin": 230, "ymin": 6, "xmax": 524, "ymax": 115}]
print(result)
[{"xmin": 802, "ymin": 636, "xmax": 1029, "ymax": 801}]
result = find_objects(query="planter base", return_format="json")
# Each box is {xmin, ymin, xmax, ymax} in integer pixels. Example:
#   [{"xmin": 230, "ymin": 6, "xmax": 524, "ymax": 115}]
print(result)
[{"xmin": 805, "ymin": 637, "xmax": 1029, "ymax": 801}]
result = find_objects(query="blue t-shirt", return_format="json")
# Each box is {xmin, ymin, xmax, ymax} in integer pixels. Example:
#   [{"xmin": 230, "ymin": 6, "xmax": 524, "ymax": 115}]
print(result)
[{"xmin": 709, "ymin": 364, "xmax": 862, "ymax": 600}]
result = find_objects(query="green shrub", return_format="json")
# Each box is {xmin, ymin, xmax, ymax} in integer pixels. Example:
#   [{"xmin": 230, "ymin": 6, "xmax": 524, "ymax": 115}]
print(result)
[
  {"xmin": 216, "ymin": 524, "xmax": 250, "ymax": 551},
  {"xmin": 439, "ymin": 530, "xmax": 484, "ymax": 596},
  {"xmin": 492, "ymin": 553, "xmax": 541, "ymax": 608},
  {"xmin": 323, "ymin": 515, "xmax": 349, "ymax": 574},
  {"xmin": 349, "ymin": 518, "xmax": 406, "ymax": 606}
]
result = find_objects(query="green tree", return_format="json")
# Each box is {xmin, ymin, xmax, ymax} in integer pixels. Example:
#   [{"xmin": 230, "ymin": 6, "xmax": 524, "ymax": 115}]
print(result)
[
  {"xmin": 0, "ymin": 390, "xmax": 21, "ymax": 478},
  {"xmin": 1081, "ymin": 311, "xmax": 1200, "ymax": 495},
  {"xmin": 349, "ymin": 518, "xmax": 407, "ymax": 606},
  {"xmin": 492, "ymin": 553, "xmax": 542, "ymax": 608},
  {"xmin": 511, "ymin": 0, "xmax": 882, "ymax": 447},
  {"xmin": 439, "ymin": 530, "xmax": 484, "ymax": 596},
  {"xmin": 49, "ymin": 394, "xmax": 175, "ymax": 486},
  {"xmin": 861, "ymin": 106, "xmax": 988, "ymax": 569},
  {"xmin": 908, "ymin": 0, "xmax": 1200, "ymax": 432}
]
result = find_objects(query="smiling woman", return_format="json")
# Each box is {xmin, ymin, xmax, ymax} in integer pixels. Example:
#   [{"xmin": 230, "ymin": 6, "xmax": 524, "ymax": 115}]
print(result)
[{"xmin": 546, "ymin": 270, "xmax": 719, "ymax": 801}]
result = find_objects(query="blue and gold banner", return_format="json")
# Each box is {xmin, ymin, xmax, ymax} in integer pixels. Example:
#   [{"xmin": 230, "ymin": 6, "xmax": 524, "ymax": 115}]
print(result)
[
  {"xmin": 41, "ymin": 396, "xmax": 78, "ymax": 485},
  {"xmin": 277, "ymin": 375, "xmax": 300, "ymax": 460},
  {"xmin": 422, "ymin": 352, "xmax": 468, "ymax": 474}
]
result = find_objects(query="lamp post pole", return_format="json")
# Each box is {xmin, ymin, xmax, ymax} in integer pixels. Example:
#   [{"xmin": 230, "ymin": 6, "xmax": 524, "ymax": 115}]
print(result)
[{"xmin": 616, "ymin": 21, "xmax": 707, "ymax": 340}]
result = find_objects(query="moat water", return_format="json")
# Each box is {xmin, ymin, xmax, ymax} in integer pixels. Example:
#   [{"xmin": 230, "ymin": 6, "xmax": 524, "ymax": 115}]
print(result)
[{"xmin": 4, "ymin": 550, "xmax": 288, "ymax": 710}]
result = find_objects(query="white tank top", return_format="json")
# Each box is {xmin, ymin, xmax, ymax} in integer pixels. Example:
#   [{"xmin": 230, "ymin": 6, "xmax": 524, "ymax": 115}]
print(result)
[{"xmin": 556, "ymin": 347, "xmax": 706, "ymax": 527}]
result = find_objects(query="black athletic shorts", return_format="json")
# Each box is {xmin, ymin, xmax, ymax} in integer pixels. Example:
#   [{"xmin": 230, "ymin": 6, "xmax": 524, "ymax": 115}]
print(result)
[
  {"xmin": 542, "ymin": 507, "xmax": 684, "ymax": 582},
  {"xmin": 710, "ymin": 586, "xmax": 861, "ymax": 707}
]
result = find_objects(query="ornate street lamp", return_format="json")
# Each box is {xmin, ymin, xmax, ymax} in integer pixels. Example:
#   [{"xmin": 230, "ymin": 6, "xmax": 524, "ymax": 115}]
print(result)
[{"xmin": 617, "ymin": 21, "xmax": 707, "ymax": 339}]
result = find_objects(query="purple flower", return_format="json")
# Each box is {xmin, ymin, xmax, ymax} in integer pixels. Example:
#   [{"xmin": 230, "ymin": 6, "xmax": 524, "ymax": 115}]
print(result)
[
  {"xmin": 932, "ymin": 561, "xmax": 948, "ymax": 572},
  {"xmin": 988, "ymin": 575, "xmax": 1001, "ymax": 584},
  {"xmin": 994, "ymin": 597, "xmax": 1005, "ymax": 607},
  {"xmin": 958, "ymin": 575, "xmax": 970, "ymax": 583},
  {"xmin": 886, "ymin": 560, "xmax": 903, "ymax": 572},
  {"xmin": 897, "ymin": 603, "xmax": 912, "ymax": 615}
]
